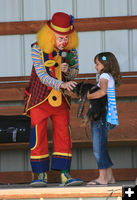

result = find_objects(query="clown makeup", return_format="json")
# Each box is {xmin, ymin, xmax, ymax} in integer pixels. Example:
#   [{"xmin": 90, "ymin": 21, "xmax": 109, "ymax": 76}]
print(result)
[{"xmin": 55, "ymin": 33, "xmax": 69, "ymax": 50}]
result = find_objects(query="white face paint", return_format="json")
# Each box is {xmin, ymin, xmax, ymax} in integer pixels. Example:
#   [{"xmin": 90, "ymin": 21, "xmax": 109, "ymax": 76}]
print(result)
[{"xmin": 55, "ymin": 33, "xmax": 69, "ymax": 50}]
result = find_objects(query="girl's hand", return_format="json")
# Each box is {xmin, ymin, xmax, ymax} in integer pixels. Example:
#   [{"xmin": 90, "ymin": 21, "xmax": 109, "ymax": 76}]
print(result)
[
  {"xmin": 87, "ymin": 91, "xmax": 93, "ymax": 100},
  {"xmin": 87, "ymin": 78, "xmax": 108, "ymax": 99}
]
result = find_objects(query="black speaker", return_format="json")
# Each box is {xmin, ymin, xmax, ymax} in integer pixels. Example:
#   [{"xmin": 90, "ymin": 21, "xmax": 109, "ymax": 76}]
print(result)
[{"xmin": 0, "ymin": 115, "xmax": 30, "ymax": 143}]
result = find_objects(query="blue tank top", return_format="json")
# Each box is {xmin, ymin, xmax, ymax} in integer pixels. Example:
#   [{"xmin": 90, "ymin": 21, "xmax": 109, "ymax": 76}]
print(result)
[{"xmin": 98, "ymin": 73, "xmax": 119, "ymax": 125}]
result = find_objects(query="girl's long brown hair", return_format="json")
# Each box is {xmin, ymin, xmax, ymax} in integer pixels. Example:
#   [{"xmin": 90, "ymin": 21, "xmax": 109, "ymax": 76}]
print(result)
[{"xmin": 94, "ymin": 52, "xmax": 121, "ymax": 87}]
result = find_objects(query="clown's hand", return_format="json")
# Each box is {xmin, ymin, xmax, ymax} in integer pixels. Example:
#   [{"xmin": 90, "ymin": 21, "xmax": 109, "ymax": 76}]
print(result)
[
  {"xmin": 61, "ymin": 81, "xmax": 77, "ymax": 91},
  {"xmin": 61, "ymin": 63, "xmax": 69, "ymax": 73}
]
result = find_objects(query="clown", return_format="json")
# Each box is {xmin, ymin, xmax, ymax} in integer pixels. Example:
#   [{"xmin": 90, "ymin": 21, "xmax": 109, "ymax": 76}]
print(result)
[{"xmin": 24, "ymin": 12, "xmax": 83, "ymax": 186}]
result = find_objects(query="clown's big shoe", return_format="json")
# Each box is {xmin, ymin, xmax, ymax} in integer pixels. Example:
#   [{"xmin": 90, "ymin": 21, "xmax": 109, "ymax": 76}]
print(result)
[
  {"xmin": 30, "ymin": 172, "xmax": 47, "ymax": 187},
  {"xmin": 60, "ymin": 171, "xmax": 83, "ymax": 186}
]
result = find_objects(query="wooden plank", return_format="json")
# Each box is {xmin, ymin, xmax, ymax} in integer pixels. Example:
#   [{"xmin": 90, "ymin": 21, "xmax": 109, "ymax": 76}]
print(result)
[
  {"xmin": 0, "ymin": 82, "xmax": 137, "ymax": 101},
  {"xmin": 0, "ymin": 72, "xmax": 137, "ymax": 84},
  {"xmin": 0, "ymin": 106, "xmax": 24, "ymax": 115},
  {"xmin": 0, "ymin": 168, "xmax": 136, "ymax": 184},
  {"xmin": 109, "ymin": 102, "xmax": 137, "ymax": 142},
  {"xmin": 0, "ymin": 102, "xmax": 137, "ymax": 148},
  {"xmin": 0, "ymin": 88, "xmax": 25, "ymax": 101},
  {"xmin": 0, "ymin": 142, "xmax": 29, "ymax": 150},
  {"xmin": 0, "ymin": 77, "xmax": 137, "ymax": 101},
  {"xmin": 0, "ymin": 16, "xmax": 137, "ymax": 35},
  {"xmin": 0, "ymin": 71, "xmax": 136, "ymax": 80},
  {"xmin": 0, "ymin": 76, "xmax": 29, "ymax": 82},
  {"xmin": 75, "ymin": 15, "xmax": 137, "ymax": 32},
  {"xmin": 116, "ymin": 83, "xmax": 137, "ymax": 97},
  {"xmin": 0, "ymin": 171, "xmax": 33, "ymax": 184},
  {"xmin": 71, "ymin": 168, "xmax": 137, "ymax": 182},
  {"xmin": 70, "ymin": 102, "xmax": 137, "ymax": 144},
  {"xmin": 0, "ymin": 184, "xmax": 122, "ymax": 199},
  {"xmin": 0, "ymin": 72, "xmax": 136, "ymax": 82},
  {"xmin": 0, "ymin": 139, "xmax": 137, "ymax": 151}
]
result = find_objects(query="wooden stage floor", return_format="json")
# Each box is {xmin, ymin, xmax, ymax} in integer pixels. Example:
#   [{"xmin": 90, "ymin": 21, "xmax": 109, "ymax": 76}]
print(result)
[{"xmin": 0, "ymin": 181, "xmax": 135, "ymax": 200}]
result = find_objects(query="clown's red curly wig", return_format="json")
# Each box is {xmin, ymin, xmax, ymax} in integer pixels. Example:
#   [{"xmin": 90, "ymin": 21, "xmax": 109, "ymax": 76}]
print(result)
[{"xmin": 37, "ymin": 24, "xmax": 79, "ymax": 53}]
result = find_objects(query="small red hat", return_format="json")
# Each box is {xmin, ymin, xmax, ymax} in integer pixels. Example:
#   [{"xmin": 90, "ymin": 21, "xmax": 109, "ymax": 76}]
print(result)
[{"xmin": 47, "ymin": 12, "xmax": 75, "ymax": 35}]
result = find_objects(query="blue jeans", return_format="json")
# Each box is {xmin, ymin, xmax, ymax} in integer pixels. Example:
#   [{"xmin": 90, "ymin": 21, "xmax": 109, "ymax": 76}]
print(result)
[{"xmin": 90, "ymin": 120, "xmax": 113, "ymax": 169}]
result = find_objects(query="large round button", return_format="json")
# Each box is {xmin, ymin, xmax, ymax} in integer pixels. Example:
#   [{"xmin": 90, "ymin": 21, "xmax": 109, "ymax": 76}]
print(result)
[{"xmin": 52, "ymin": 96, "xmax": 57, "ymax": 101}]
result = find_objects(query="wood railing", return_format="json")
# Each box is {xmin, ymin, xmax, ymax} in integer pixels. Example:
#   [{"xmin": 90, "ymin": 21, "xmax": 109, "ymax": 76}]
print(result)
[{"xmin": 0, "ymin": 16, "xmax": 137, "ymax": 35}]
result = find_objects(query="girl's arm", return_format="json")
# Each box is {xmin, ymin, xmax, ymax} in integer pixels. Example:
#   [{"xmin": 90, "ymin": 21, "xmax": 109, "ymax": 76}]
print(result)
[{"xmin": 87, "ymin": 78, "xmax": 108, "ymax": 99}]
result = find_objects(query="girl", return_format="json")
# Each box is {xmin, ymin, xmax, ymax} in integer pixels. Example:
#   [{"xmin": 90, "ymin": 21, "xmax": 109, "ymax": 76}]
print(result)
[{"xmin": 87, "ymin": 52, "xmax": 121, "ymax": 185}]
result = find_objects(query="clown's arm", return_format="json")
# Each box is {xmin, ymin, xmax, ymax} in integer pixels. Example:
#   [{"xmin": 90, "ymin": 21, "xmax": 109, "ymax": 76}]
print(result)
[{"xmin": 32, "ymin": 43, "xmax": 77, "ymax": 91}]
